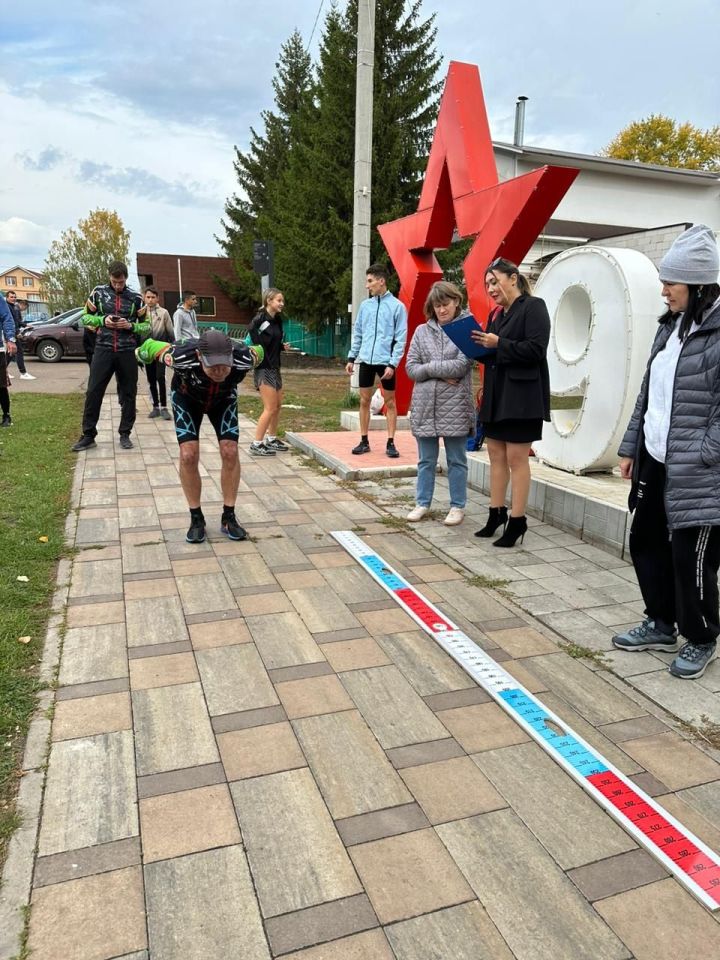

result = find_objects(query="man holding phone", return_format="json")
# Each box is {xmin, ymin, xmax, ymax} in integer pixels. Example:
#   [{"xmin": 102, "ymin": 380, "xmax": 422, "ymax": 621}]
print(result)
[{"xmin": 72, "ymin": 261, "xmax": 149, "ymax": 451}]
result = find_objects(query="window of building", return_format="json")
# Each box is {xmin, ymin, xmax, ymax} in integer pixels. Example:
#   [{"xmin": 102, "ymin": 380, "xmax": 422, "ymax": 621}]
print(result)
[
  {"xmin": 5, "ymin": 276, "xmax": 17, "ymax": 286},
  {"xmin": 196, "ymin": 297, "xmax": 216, "ymax": 317},
  {"xmin": 22, "ymin": 277, "xmax": 34, "ymax": 287}
]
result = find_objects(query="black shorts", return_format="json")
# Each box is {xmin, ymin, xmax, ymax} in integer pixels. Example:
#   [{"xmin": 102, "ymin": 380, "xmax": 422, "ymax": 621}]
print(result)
[
  {"xmin": 254, "ymin": 368, "xmax": 282, "ymax": 391},
  {"xmin": 171, "ymin": 388, "xmax": 239, "ymax": 445},
  {"xmin": 358, "ymin": 363, "xmax": 396, "ymax": 391}
]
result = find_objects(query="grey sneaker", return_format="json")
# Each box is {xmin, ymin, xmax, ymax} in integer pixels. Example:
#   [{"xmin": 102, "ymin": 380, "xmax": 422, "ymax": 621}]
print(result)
[
  {"xmin": 669, "ymin": 640, "xmax": 717, "ymax": 679},
  {"xmin": 266, "ymin": 437, "xmax": 290, "ymax": 452},
  {"xmin": 612, "ymin": 617, "xmax": 679, "ymax": 652},
  {"xmin": 148, "ymin": 407, "xmax": 161, "ymax": 418},
  {"xmin": 249, "ymin": 442, "xmax": 276, "ymax": 457}
]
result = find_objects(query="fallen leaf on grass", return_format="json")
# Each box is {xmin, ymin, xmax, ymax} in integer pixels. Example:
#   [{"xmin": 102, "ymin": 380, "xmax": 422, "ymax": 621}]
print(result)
[
  {"xmin": 38, "ymin": 536, "xmax": 49, "ymax": 543},
  {"xmin": 16, "ymin": 576, "xmax": 29, "ymax": 582},
  {"xmin": 18, "ymin": 636, "xmax": 31, "ymax": 644}
]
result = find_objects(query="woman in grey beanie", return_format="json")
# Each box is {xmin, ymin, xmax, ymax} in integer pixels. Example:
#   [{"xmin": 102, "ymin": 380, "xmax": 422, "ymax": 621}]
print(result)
[{"xmin": 614, "ymin": 224, "xmax": 720, "ymax": 679}]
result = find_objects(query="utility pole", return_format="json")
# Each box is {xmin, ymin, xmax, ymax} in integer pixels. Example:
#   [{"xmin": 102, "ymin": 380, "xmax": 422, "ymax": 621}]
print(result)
[{"xmin": 350, "ymin": 0, "xmax": 375, "ymax": 380}]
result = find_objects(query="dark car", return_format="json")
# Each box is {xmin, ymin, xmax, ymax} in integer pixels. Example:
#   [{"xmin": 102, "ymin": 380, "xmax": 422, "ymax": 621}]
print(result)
[{"xmin": 19, "ymin": 309, "xmax": 85, "ymax": 362}]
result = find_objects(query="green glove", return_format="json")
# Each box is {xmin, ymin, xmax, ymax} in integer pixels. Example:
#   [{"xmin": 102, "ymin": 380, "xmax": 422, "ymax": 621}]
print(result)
[
  {"xmin": 250, "ymin": 344, "xmax": 264, "ymax": 366},
  {"xmin": 136, "ymin": 339, "xmax": 170, "ymax": 366}
]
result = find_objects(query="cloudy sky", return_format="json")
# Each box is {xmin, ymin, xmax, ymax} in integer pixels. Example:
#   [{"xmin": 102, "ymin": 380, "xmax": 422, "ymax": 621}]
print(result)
[{"xmin": 2, "ymin": 0, "xmax": 718, "ymax": 276}]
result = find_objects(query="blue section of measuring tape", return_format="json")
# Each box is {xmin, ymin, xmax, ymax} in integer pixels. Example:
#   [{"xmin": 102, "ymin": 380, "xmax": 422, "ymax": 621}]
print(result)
[
  {"xmin": 499, "ymin": 689, "xmax": 608, "ymax": 777},
  {"xmin": 359, "ymin": 554, "xmax": 408, "ymax": 593}
]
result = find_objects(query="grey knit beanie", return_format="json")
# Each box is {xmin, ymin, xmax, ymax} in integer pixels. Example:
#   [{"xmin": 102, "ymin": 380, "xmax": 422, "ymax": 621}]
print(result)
[{"xmin": 658, "ymin": 224, "xmax": 719, "ymax": 285}]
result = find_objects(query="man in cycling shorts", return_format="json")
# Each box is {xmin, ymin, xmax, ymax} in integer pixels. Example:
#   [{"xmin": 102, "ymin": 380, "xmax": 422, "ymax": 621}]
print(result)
[{"xmin": 137, "ymin": 329, "xmax": 263, "ymax": 544}]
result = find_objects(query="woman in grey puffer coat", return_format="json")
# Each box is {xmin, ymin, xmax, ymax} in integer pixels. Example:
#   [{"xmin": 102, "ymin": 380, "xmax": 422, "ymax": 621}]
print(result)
[
  {"xmin": 405, "ymin": 281, "xmax": 475, "ymax": 527},
  {"xmin": 613, "ymin": 224, "xmax": 720, "ymax": 680}
]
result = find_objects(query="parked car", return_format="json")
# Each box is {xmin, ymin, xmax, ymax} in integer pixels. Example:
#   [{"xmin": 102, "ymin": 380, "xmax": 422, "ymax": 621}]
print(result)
[{"xmin": 19, "ymin": 310, "xmax": 86, "ymax": 362}]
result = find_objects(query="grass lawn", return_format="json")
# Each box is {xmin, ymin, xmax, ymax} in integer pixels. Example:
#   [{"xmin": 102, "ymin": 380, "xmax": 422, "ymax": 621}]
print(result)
[
  {"xmin": 237, "ymin": 369, "xmax": 580, "ymax": 435},
  {"xmin": 0, "ymin": 392, "xmax": 82, "ymax": 865}
]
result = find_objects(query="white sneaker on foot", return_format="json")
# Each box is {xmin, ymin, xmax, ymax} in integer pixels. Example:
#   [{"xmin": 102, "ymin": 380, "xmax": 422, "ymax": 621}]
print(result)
[
  {"xmin": 20, "ymin": 372, "xmax": 36, "ymax": 380},
  {"xmin": 407, "ymin": 505, "xmax": 430, "ymax": 522},
  {"xmin": 444, "ymin": 507, "xmax": 465, "ymax": 526}
]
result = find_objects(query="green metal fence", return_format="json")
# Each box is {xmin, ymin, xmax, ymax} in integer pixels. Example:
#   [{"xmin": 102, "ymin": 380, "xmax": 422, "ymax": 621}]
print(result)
[
  {"xmin": 207, "ymin": 318, "xmax": 351, "ymax": 358},
  {"xmin": 197, "ymin": 321, "xmax": 229, "ymax": 334}
]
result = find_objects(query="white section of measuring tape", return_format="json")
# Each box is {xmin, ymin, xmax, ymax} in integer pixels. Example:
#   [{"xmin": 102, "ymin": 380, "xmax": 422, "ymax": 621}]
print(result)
[{"xmin": 331, "ymin": 529, "xmax": 720, "ymax": 911}]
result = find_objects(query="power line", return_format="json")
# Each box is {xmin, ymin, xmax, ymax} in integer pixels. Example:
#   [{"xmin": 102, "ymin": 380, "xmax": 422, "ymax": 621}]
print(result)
[{"xmin": 307, "ymin": 0, "xmax": 325, "ymax": 47}]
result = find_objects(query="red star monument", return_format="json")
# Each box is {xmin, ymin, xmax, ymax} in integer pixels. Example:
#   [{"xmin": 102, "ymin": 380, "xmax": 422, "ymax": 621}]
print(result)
[{"xmin": 378, "ymin": 61, "xmax": 579, "ymax": 414}]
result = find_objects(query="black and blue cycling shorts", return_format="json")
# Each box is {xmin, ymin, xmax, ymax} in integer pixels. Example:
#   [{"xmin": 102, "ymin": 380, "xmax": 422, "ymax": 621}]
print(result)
[{"xmin": 171, "ymin": 389, "xmax": 239, "ymax": 445}]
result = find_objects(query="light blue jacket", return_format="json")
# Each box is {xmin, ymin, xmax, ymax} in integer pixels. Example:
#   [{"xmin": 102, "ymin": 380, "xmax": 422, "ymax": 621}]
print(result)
[
  {"xmin": 348, "ymin": 291, "xmax": 407, "ymax": 368},
  {"xmin": 0, "ymin": 295, "xmax": 15, "ymax": 350}
]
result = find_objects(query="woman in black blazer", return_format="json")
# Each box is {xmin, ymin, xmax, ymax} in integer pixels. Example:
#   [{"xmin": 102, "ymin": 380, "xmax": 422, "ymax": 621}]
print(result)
[{"xmin": 470, "ymin": 258, "xmax": 551, "ymax": 547}]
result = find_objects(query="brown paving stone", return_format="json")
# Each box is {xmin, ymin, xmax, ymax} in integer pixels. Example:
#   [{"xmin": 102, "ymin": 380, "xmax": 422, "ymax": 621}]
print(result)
[
  {"xmin": 595, "ymin": 878, "xmax": 720, "ymax": 959},
  {"xmin": 276, "ymin": 674, "xmax": 354, "ymax": 719},
  {"xmin": 276, "ymin": 568, "xmax": 327, "ymax": 589},
  {"xmin": 66, "ymin": 592, "xmax": 124, "ymax": 607},
  {"xmin": 628, "ymin": 771, "xmax": 671, "ymax": 796},
  {"xmin": 129, "ymin": 652, "xmax": 199, "ymax": 690},
  {"xmin": 136, "ymin": 762, "xmax": 226, "ymax": 800},
  {"xmin": 283, "ymin": 929, "xmax": 393, "ymax": 960},
  {"xmin": 269, "ymin": 662, "xmax": 334, "ymax": 683},
  {"xmin": 321, "ymin": 636, "xmax": 392, "ymax": 672},
  {"xmin": 308, "ymin": 550, "xmax": 361, "ymax": 569},
  {"xmin": 336, "ymin": 803, "xmax": 429, "ymax": 846},
  {"xmin": 28, "ymin": 866, "xmax": 147, "ymax": 960},
  {"xmin": 437, "ymin": 702, "xmax": 530, "ymax": 753},
  {"xmin": 387, "ymin": 738, "xmax": 465, "ymax": 769},
  {"xmin": 349, "ymin": 828, "xmax": 474, "ymax": 925},
  {"xmin": 52, "ymin": 691, "xmax": 131, "ymax": 741},
  {"xmin": 620, "ymin": 732, "xmax": 720, "ymax": 791},
  {"xmin": 188, "ymin": 617, "xmax": 252, "ymax": 649},
  {"xmin": 235, "ymin": 583, "xmax": 284, "ymax": 597},
  {"xmin": 400, "ymin": 756, "xmax": 506, "ymax": 825},
  {"xmin": 128, "ymin": 639, "xmax": 192, "ymax": 660},
  {"xmin": 486, "ymin": 625, "xmax": 559, "ymax": 657},
  {"xmin": 478, "ymin": 616, "xmax": 529, "ymax": 632},
  {"xmin": 266, "ymin": 896, "xmax": 381, "ymax": 957},
  {"xmin": 34, "ymin": 837, "xmax": 141, "ymax": 888},
  {"xmin": 356, "ymin": 607, "xmax": 418, "ymax": 635},
  {"xmin": 386, "ymin": 901, "xmax": 515, "ymax": 960},
  {"xmin": 567, "ymin": 848, "xmax": 669, "ymax": 902},
  {"xmin": 139, "ymin": 783, "xmax": 240, "ymax": 863},
  {"xmin": 218, "ymin": 722, "xmax": 306, "ymax": 781},
  {"xmin": 65, "ymin": 600, "xmax": 125, "ymax": 628},
  {"xmin": 56, "ymin": 676, "xmax": 129, "ymax": 701},
  {"xmin": 171, "ymin": 556, "xmax": 221, "ymax": 576},
  {"xmin": 413, "ymin": 563, "xmax": 465, "ymax": 582},
  {"xmin": 423, "ymin": 687, "xmax": 491, "ymax": 712},
  {"xmin": 236, "ymin": 592, "xmax": 294, "ymax": 617},
  {"xmin": 599, "ymin": 715, "xmax": 671, "ymax": 743},
  {"xmin": 123, "ymin": 577, "xmax": 177, "ymax": 600},
  {"xmin": 314, "ymin": 627, "xmax": 370, "ymax": 644},
  {"xmin": 211, "ymin": 704, "xmax": 287, "ymax": 733}
]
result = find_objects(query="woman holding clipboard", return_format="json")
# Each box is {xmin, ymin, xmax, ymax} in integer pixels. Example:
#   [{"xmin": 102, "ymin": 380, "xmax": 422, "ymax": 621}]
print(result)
[{"xmin": 470, "ymin": 257, "xmax": 551, "ymax": 547}]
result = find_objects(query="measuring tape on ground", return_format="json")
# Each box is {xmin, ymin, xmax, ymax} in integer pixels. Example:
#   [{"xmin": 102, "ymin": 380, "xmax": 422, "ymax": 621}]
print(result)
[{"xmin": 331, "ymin": 530, "xmax": 720, "ymax": 911}]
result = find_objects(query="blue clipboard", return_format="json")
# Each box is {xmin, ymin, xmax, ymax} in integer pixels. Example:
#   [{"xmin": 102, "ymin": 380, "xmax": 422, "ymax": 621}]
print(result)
[{"xmin": 440, "ymin": 313, "xmax": 496, "ymax": 360}]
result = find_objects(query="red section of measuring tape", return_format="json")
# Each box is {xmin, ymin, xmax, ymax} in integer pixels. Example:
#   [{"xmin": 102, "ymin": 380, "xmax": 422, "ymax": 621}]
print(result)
[
  {"xmin": 588, "ymin": 771, "xmax": 720, "ymax": 903},
  {"xmin": 395, "ymin": 588, "xmax": 455, "ymax": 633}
]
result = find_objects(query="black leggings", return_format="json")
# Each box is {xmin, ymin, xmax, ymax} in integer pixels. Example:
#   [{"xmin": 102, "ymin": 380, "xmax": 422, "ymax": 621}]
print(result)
[
  {"xmin": 81, "ymin": 348, "xmax": 138, "ymax": 438},
  {"xmin": 630, "ymin": 452, "xmax": 720, "ymax": 646},
  {"xmin": 145, "ymin": 360, "xmax": 167, "ymax": 407}
]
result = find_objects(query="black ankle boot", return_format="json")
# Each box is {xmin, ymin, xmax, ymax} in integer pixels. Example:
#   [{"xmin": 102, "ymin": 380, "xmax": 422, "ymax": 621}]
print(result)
[
  {"xmin": 493, "ymin": 515, "xmax": 527, "ymax": 548},
  {"xmin": 474, "ymin": 506, "xmax": 508, "ymax": 538}
]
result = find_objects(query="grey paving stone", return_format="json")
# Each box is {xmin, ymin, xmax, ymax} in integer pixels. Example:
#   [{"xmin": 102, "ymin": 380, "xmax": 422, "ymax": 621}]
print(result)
[
  {"xmin": 515, "ymin": 593, "xmax": 574, "ymax": 616},
  {"xmin": 472, "ymin": 741, "xmax": 636, "ymax": 869},
  {"xmin": 599, "ymin": 714, "xmax": 671, "ymax": 743},
  {"xmin": 537, "ymin": 609, "xmax": 616, "ymax": 652},
  {"xmin": 34, "ymin": 836, "xmax": 141, "ymax": 888},
  {"xmin": 136, "ymin": 762, "xmax": 226, "ymax": 800},
  {"xmin": 176, "ymin": 571, "xmax": 237, "ymax": 615},
  {"xmin": 119, "ymin": 504, "xmax": 160, "ymax": 529},
  {"xmin": 121, "ymin": 537, "xmax": 171, "ymax": 575},
  {"xmin": 145, "ymin": 846, "xmax": 270, "ymax": 960},
  {"xmin": 75, "ymin": 516, "xmax": 120, "ymax": 544},
  {"xmin": 293, "ymin": 710, "xmax": 412, "ymax": 819},
  {"xmin": 675, "ymin": 780, "xmax": 720, "ymax": 826},
  {"xmin": 426, "ymin": 578, "xmax": 510, "ymax": 622},
  {"xmin": 567, "ymin": 848, "xmax": 669, "ymax": 902},
  {"xmin": 387, "ymin": 738, "xmax": 465, "ymax": 769},
  {"xmin": 437, "ymin": 811, "xmax": 630, "ymax": 960},
  {"xmin": 255, "ymin": 535, "xmax": 309, "ymax": 567},
  {"xmin": 38, "ymin": 731, "xmax": 137, "ymax": 856},
  {"xmin": 231, "ymin": 768, "xmax": 362, "ymax": 917},
  {"xmin": 423, "ymin": 686, "xmax": 491, "ymax": 711},
  {"xmin": 126, "ymin": 595, "xmax": 189, "ymax": 647},
  {"xmin": 59, "ymin": 622, "xmax": 128, "ymax": 687},
  {"xmin": 340, "ymin": 665, "xmax": 450, "ymax": 749},
  {"xmin": 336, "ymin": 802, "xmax": 430, "ymax": 846},
  {"xmin": 196, "ymin": 645, "xmax": 278, "ymax": 716},
  {"xmin": 520, "ymin": 653, "xmax": 646, "ymax": 726},
  {"xmin": 386, "ymin": 901, "xmax": 514, "ymax": 960},
  {"xmin": 69, "ymin": 559, "xmax": 123, "ymax": 598},
  {"xmin": 320, "ymin": 565, "xmax": 389, "ymax": 604},
  {"xmin": 629, "ymin": 669, "xmax": 720, "ymax": 725},
  {"xmin": 265, "ymin": 894, "xmax": 379, "ymax": 957},
  {"xmin": 376, "ymin": 631, "xmax": 476, "ymax": 696},
  {"xmin": 219, "ymin": 553, "xmax": 277, "ymax": 589},
  {"xmin": 287, "ymin": 586, "xmax": 362, "ymax": 633},
  {"xmin": 132, "ymin": 682, "xmax": 219, "ymax": 776},
  {"xmin": 245, "ymin": 610, "xmax": 327, "ymax": 669}
]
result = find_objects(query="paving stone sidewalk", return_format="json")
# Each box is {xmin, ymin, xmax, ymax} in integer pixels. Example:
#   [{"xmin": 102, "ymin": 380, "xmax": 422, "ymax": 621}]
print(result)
[{"xmin": 2, "ymin": 395, "xmax": 720, "ymax": 960}]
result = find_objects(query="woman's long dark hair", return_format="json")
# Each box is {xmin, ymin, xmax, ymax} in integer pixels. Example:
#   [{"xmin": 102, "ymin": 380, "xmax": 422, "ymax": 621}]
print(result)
[
  {"xmin": 485, "ymin": 258, "xmax": 532, "ymax": 296},
  {"xmin": 662, "ymin": 283, "xmax": 720, "ymax": 339}
]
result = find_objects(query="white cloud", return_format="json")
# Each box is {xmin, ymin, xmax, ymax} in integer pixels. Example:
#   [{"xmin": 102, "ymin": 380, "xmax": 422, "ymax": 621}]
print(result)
[{"xmin": 0, "ymin": 218, "xmax": 57, "ymax": 263}]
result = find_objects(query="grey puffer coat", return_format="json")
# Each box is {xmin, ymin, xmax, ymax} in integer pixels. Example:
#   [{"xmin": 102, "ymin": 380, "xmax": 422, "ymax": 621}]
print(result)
[
  {"xmin": 406, "ymin": 316, "xmax": 475, "ymax": 438},
  {"xmin": 618, "ymin": 300, "xmax": 720, "ymax": 529}
]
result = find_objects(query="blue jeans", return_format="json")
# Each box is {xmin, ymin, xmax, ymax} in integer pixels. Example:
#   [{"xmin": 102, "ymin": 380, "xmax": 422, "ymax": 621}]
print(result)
[{"xmin": 416, "ymin": 435, "xmax": 468, "ymax": 509}]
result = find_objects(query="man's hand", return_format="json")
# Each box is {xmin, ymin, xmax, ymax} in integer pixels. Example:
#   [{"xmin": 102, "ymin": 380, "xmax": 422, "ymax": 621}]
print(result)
[
  {"xmin": 5, "ymin": 340, "xmax": 17, "ymax": 356},
  {"xmin": 380, "ymin": 366, "xmax": 394, "ymax": 380},
  {"xmin": 619, "ymin": 457, "xmax": 634, "ymax": 480},
  {"xmin": 345, "ymin": 361, "xmax": 354, "ymax": 375}
]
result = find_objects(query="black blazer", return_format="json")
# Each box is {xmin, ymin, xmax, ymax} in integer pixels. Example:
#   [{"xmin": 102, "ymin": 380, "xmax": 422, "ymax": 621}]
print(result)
[{"xmin": 479, "ymin": 295, "xmax": 551, "ymax": 423}]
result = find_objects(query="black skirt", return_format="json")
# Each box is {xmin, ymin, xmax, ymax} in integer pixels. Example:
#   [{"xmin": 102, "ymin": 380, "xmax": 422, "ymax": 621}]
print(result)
[{"xmin": 482, "ymin": 418, "xmax": 543, "ymax": 443}]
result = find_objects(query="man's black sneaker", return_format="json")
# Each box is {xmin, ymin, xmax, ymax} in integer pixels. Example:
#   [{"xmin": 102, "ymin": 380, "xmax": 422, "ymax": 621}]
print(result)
[
  {"xmin": 119, "ymin": 435, "xmax": 133, "ymax": 450},
  {"xmin": 266, "ymin": 437, "xmax": 290, "ymax": 452},
  {"xmin": 1, "ymin": 415, "xmax": 12, "ymax": 428},
  {"xmin": 386, "ymin": 442, "xmax": 400, "ymax": 459},
  {"xmin": 186, "ymin": 516, "xmax": 206, "ymax": 543},
  {"xmin": 352, "ymin": 440, "xmax": 370, "ymax": 455},
  {"xmin": 148, "ymin": 407, "xmax": 161, "ymax": 418},
  {"xmin": 72, "ymin": 435, "xmax": 96, "ymax": 451},
  {"xmin": 221, "ymin": 514, "xmax": 247, "ymax": 541}
]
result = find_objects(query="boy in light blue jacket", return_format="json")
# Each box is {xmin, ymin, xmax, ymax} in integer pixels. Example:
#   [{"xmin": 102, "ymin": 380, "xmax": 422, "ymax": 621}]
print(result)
[{"xmin": 345, "ymin": 263, "xmax": 407, "ymax": 457}]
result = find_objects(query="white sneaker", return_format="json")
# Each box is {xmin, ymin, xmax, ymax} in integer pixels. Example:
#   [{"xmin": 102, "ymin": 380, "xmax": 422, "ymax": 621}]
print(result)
[
  {"xmin": 444, "ymin": 507, "xmax": 465, "ymax": 526},
  {"xmin": 7, "ymin": 372, "xmax": 14, "ymax": 379},
  {"xmin": 20, "ymin": 372, "xmax": 36, "ymax": 380},
  {"xmin": 407, "ymin": 505, "xmax": 430, "ymax": 522}
]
